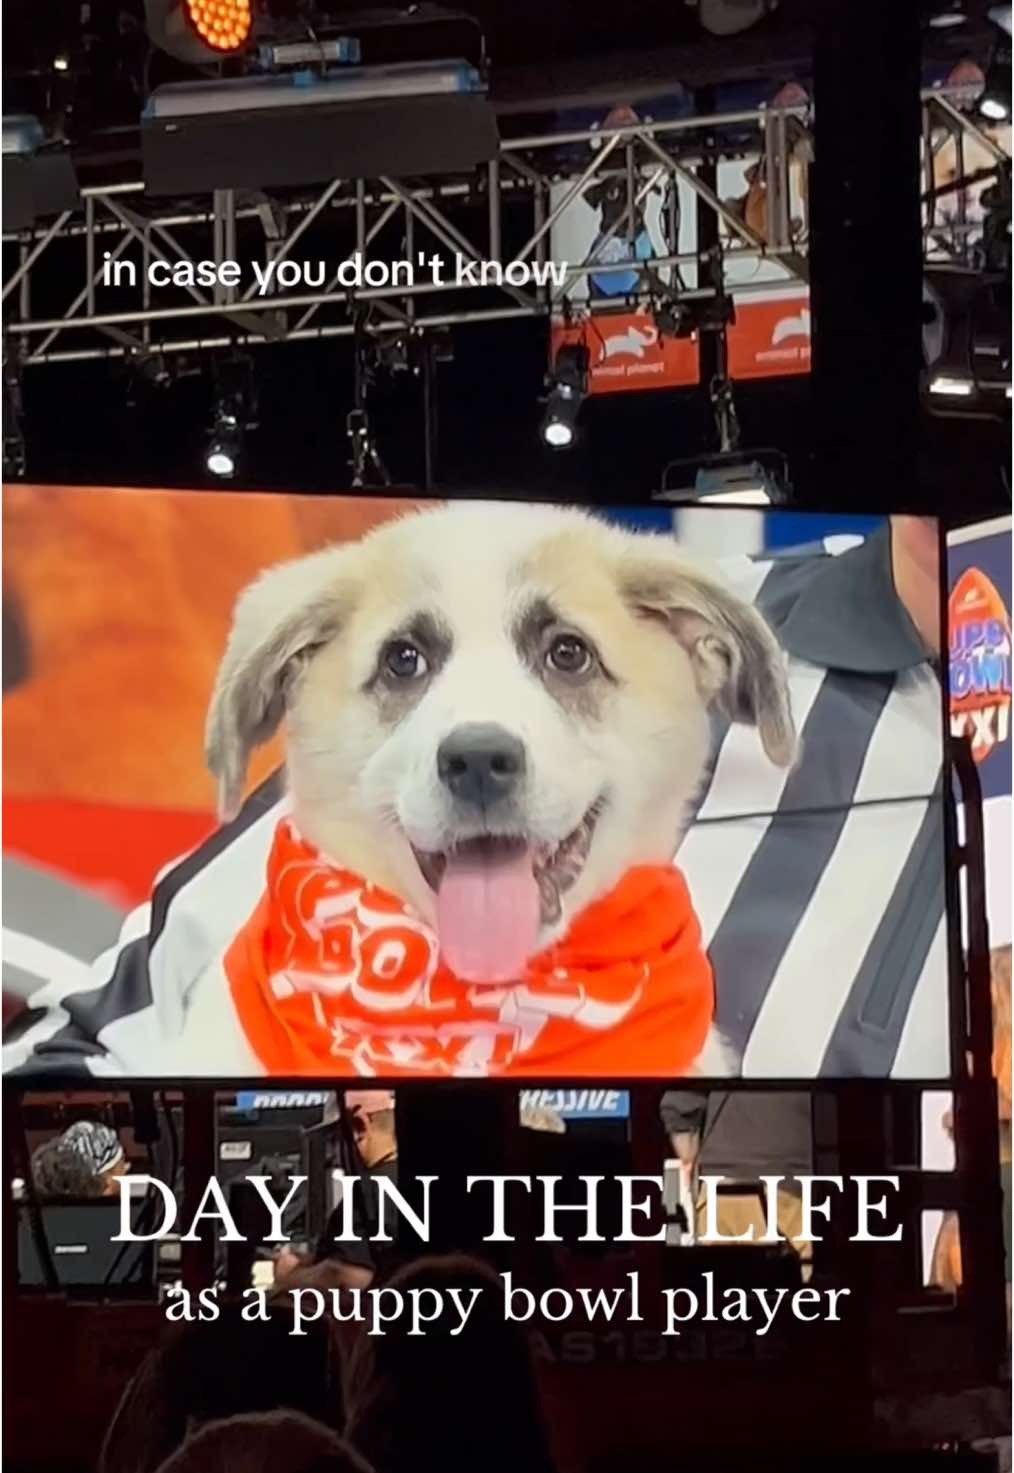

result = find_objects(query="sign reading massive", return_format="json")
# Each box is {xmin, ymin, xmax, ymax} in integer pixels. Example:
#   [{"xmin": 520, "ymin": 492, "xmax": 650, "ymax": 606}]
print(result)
[{"xmin": 3, "ymin": 490, "xmax": 949, "ymax": 1081}]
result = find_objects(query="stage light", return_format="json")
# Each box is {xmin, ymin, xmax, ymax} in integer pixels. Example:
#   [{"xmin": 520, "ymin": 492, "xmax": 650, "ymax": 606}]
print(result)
[
  {"xmin": 978, "ymin": 45, "xmax": 1011, "ymax": 119},
  {"xmin": 540, "ymin": 344, "xmax": 589, "ymax": 451},
  {"xmin": 142, "ymin": 60, "xmax": 498, "ymax": 193},
  {"xmin": 144, "ymin": 0, "xmax": 252, "ymax": 64},
  {"xmin": 923, "ymin": 267, "xmax": 1011, "ymax": 415},
  {"xmin": 53, "ymin": 54, "xmax": 70, "ymax": 72},
  {"xmin": 652, "ymin": 296, "xmax": 696, "ymax": 340},
  {"xmin": 183, "ymin": 0, "xmax": 252, "ymax": 53},
  {"xmin": 979, "ymin": 92, "xmax": 1010, "ymax": 121},
  {"xmin": 543, "ymin": 415, "xmax": 576, "ymax": 449},
  {"xmin": 928, "ymin": 373, "xmax": 976, "ymax": 396},
  {"xmin": 697, "ymin": 0, "xmax": 776, "ymax": 37},
  {"xmin": 927, "ymin": 0, "xmax": 966, "ymax": 26},
  {"xmin": 695, "ymin": 460, "xmax": 777, "ymax": 504},
  {"xmin": 204, "ymin": 354, "xmax": 256, "ymax": 478},
  {"xmin": 206, "ymin": 448, "xmax": 235, "ymax": 476},
  {"xmin": 205, "ymin": 413, "xmax": 241, "ymax": 477},
  {"xmin": 540, "ymin": 385, "xmax": 581, "ymax": 449},
  {"xmin": 658, "ymin": 450, "xmax": 790, "ymax": 506},
  {"xmin": 2, "ymin": 115, "xmax": 45, "ymax": 156},
  {"xmin": 3, "ymin": 114, "xmax": 79, "ymax": 230}
]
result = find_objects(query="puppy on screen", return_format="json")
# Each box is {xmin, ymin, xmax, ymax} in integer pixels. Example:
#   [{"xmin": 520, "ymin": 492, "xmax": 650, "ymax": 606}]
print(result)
[{"xmin": 205, "ymin": 502, "xmax": 795, "ymax": 1078}]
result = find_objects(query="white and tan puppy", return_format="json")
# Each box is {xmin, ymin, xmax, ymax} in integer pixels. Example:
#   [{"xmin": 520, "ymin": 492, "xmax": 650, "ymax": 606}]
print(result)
[{"xmin": 207, "ymin": 501, "xmax": 795, "ymax": 1001}]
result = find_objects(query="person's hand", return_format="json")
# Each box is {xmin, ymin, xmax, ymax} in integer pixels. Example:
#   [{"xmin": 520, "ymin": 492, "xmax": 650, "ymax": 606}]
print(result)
[
  {"xmin": 269, "ymin": 1257, "xmax": 374, "ymax": 1303},
  {"xmin": 273, "ymin": 1245, "xmax": 311, "ymax": 1282},
  {"xmin": 670, "ymin": 1132, "xmax": 700, "ymax": 1178}
]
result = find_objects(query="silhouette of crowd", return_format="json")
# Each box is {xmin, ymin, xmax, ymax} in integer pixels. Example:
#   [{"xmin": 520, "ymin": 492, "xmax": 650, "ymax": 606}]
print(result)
[{"xmin": 97, "ymin": 1254, "xmax": 558, "ymax": 1473}]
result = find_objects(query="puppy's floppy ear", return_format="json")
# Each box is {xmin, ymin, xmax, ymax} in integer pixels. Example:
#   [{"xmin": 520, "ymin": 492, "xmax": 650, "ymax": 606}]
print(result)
[
  {"xmin": 620, "ymin": 546, "xmax": 796, "ymax": 767},
  {"xmin": 205, "ymin": 547, "xmax": 353, "ymax": 820}
]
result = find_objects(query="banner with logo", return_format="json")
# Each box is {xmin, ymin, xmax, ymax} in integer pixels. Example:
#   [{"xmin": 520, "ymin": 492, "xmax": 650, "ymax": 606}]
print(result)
[
  {"xmin": 923, "ymin": 516, "xmax": 1011, "ymax": 1289},
  {"xmin": 948, "ymin": 516, "xmax": 1012, "ymax": 946},
  {"xmin": 547, "ymin": 101, "xmax": 810, "ymax": 395},
  {"xmin": 520, "ymin": 1088, "xmax": 631, "ymax": 1121}
]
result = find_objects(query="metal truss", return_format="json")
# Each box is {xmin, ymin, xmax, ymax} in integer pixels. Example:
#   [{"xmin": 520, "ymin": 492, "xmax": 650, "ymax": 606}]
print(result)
[{"xmin": 2, "ymin": 86, "xmax": 1007, "ymax": 367}]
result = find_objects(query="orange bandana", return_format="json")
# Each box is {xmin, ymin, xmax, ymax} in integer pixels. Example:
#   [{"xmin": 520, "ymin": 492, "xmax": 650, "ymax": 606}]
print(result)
[{"xmin": 225, "ymin": 820, "xmax": 714, "ymax": 1078}]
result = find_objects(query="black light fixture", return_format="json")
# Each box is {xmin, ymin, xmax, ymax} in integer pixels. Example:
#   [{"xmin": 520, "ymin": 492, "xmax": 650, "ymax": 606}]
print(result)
[
  {"xmin": 3, "ymin": 343, "xmax": 27, "ymax": 481},
  {"xmin": 657, "ymin": 449, "xmax": 790, "ymax": 506},
  {"xmin": 652, "ymin": 295, "xmax": 696, "ymax": 340},
  {"xmin": 922, "ymin": 267, "xmax": 1011, "ymax": 414},
  {"xmin": 539, "ymin": 343, "xmax": 590, "ymax": 450},
  {"xmin": 979, "ymin": 17, "xmax": 1012, "ymax": 120},
  {"xmin": 979, "ymin": 58, "xmax": 1012, "ymax": 120},
  {"xmin": 696, "ymin": 0, "xmax": 778, "ymax": 37},
  {"xmin": 142, "ymin": 4, "xmax": 499, "ymax": 194},
  {"xmin": 205, "ymin": 411, "xmax": 242, "ymax": 478},
  {"xmin": 2, "ymin": 114, "xmax": 80, "ymax": 233},
  {"xmin": 205, "ymin": 354, "xmax": 256, "ymax": 479},
  {"xmin": 926, "ymin": 0, "xmax": 966, "ymax": 27}
]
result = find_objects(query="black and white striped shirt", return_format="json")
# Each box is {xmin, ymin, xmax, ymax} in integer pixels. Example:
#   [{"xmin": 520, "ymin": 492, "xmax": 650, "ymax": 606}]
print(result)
[{"xmin": 3, "ymin": 525, "xmax": 947, "ymax": 1081}]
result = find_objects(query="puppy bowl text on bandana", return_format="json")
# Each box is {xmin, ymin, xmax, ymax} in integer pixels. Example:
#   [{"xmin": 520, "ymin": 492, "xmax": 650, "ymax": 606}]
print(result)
[{"xmin": 225, "ymin": 820, "xmax": 715, "ymax": 1078}]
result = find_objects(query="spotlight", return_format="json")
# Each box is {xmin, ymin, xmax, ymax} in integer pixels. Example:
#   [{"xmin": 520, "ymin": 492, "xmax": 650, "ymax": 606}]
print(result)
[
  {"xmin": 695, "ymin": 468, "xmax": 773, "ymax": 503},
  {"xmin": 652, "ymin": 297, "xmax": 696, "ymax": 340},
  {"xmin": 540, "ymin": 344, "xmax": 589, "ymax": 451},
  {"xmin": 183, "ymin": 0, "xmax": 251, "ymax": 53},
  {"xmin": 927, "ymin": 0, "xmax": 966, "ymax": 26},
  {"xmin": 144, "ymin": 0, "xmax": 252, "ymax": 64},
  {"xmin": 696, "ymin": 0, "xmax": 778, "ymax": 38},
  {"xmin": 658, "ymin": 451, "xmax": 789, "ymax": 506},
  {"xmin": 205, "ymin": 414, "xmax": 241, "ymax": 478},
  {"xmin": 923, "ymin": 267, "xmax": 1011, "ymax": 415},
  {"xmin": 928, "ymin": 373, "xmax": 976, "ymax": 396},
  {"xmin": 980, "ymin": 84, "xmax": 1010, "ymax": 121},
  {"xmin": 204, "ymin": 354, "xmax": 256, "ymax": 479},
  {"xmin": 979, "ymin": 43, "xmax": 1012, "ymax": 119}
]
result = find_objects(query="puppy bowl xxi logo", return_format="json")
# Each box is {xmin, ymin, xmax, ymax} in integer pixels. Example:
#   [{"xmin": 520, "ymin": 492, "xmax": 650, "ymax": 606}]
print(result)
[{"xmin": 949, "ymin": 567, "xmax": 1012, "ymax": 763}]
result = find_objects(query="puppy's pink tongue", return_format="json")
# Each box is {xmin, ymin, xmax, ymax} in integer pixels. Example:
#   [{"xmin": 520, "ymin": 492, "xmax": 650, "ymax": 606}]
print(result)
[{"xmin": 436, "ymin": 845, "xmax": 540, "ymax": 982}]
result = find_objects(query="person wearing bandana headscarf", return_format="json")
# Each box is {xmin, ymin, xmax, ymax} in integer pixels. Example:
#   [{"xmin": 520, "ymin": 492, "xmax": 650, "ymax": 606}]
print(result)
[{"xmin": 52, "ymin": 1120, "xmax": 130, "ymax": 1198}]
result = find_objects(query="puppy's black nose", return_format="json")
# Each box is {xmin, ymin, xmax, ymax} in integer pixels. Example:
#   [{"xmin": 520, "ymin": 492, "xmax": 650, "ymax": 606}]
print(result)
[{"xmin": 437, "ymin": 724, "xmax": 526, "ymax": 809}]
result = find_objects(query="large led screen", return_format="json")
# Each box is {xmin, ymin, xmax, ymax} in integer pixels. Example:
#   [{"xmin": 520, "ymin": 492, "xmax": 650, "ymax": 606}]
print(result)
[{"xmin": 2, "ymin": 489, "xmax": 949, "ymax": 1080}]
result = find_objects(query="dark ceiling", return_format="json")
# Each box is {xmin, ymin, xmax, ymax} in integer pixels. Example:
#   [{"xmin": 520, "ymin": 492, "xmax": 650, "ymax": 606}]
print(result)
[{"xmin": 2, "ymin": 0, "xmax": 999, "ymax": 151}]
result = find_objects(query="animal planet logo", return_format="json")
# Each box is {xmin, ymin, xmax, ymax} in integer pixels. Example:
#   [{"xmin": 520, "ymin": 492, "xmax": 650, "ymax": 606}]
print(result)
[
  {"xmin": 949, "ymin": 567, "xmax": 1012, "ymax": 763},
  {"xmin": 747, "ymin": 304, "xmax": 812, "ymax": 373},
  {"xmin": 771, "ymin": 307, "xmax": 811, "ymax": 346},
  {"xmin": 600, "ymin": 324, "xmax": 659, "ymax": 361},
  {"xmin": 590, "ymin": 319, "xmax": 673, "ymax": 385}
]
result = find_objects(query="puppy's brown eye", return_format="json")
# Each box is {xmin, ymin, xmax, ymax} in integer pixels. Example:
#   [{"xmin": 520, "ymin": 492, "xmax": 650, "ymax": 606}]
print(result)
[
  {"xmin": 383, "ymin": 641, "xmax": 428, "ymax": 679},
  {"xmin": 547, "ymin": 633, "xmax": 594, "ymax": 676}
]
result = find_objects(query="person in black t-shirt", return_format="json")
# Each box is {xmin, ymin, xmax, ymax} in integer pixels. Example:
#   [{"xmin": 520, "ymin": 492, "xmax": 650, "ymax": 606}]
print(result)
[
  {"xmin": 274, "ymin": 1091, "xmax": 398, "ymax": 1291},
  {"xmin": 314, "ymin": 1091, "xmax": 399, "ymax": 1281}
]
